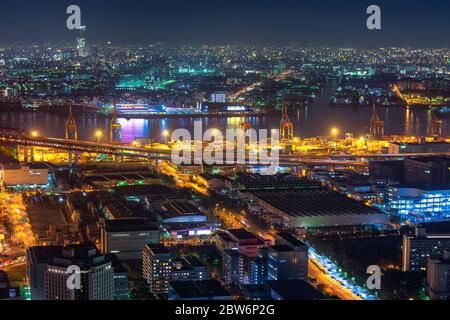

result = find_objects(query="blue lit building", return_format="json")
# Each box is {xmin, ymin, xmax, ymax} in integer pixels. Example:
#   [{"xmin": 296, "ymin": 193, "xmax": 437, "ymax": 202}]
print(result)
[
  {"xmin": 386, "ymin": 185, "xmax": 450, "ymax": 221},
  {"xmin": 249, "ymin": 257, "xmax": 268, "ymax": 285}
]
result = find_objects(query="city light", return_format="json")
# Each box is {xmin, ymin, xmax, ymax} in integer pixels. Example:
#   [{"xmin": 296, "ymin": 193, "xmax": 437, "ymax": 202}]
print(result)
[
  {"xmin": 0, "ymin": 3, "xmax": 447, "ymax": 304},
  {"xmin": 163, "ymin": 130, "xmax": 170, "ymax": 143},
  {"xmin": 331, "ymin": 127, "xmax": 339, "ymax": 137},
  {"xmin": 95, "ymin": 130, "xmax": 103, "ymax": 143}
]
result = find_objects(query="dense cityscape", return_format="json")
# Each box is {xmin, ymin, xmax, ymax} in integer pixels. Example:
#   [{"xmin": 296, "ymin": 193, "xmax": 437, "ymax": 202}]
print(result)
[{"xmin": 0, "ymin": 1, "xmax": 450, "ymax": 307}]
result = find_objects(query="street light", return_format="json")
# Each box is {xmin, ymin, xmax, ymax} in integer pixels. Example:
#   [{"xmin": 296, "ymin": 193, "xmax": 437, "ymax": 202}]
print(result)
[
  {"xmin": 95, "ymin": 130, "xmax": 103, "ymax": 143},
  {"xmin": 331, "ymin": 127, "xmax": 339, "ymax": 138},
  {"xmin": 31, "ymin": 130, "xmax": 38, "ymax": 137},
  {"xmin": 163, "ymin": 130, "xmax": 169, "ymax": 144}
]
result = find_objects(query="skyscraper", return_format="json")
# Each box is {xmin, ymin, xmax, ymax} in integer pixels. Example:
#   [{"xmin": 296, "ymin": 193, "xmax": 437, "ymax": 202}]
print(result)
[{"xmin": 26, "ymin": 243, "xmax": 114, "ymax": 300}]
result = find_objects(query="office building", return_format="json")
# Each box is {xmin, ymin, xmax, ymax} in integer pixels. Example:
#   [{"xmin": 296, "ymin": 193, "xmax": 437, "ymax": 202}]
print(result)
[
  {"xmin": 100, "ymin": 218, "xmax": 159, "ymax": 260},
  {"xmin": 109, "ymin": 254, "xmax": 129, "ymax": 300},
  {"xmin": 142, "ymin": 244, "xmax": 172, "ymax": 294},
  {"xmin": 387, "ymin": 185, "xmax": 450, "ymax": 219},
  {"xmin": 266, "ymin": 233, "xmax": 309, "ymax": 281},
  {"xmin": 26, "ymin": 243, "xmax": 114, "ymax": 300},
  {"xmin": 222, "ymin": 249, "xmax": 244, "ymax": 285},
  {"xmin": 249, "ymin": 257, "xmax": 268, "ymax": 285},
  {"xmin": 403, "ymin": 224, "xmax": 450, "ymax": 271}
]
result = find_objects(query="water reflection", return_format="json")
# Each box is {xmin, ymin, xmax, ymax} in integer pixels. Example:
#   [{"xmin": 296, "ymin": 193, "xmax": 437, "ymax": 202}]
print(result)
[{"xmin": 0, "ymin": 87, "xmax": 445, "ymax": 143}]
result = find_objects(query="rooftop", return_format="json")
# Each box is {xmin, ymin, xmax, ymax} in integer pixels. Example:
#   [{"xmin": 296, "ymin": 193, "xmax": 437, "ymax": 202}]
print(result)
[
  {"xmin": 103, "ymin": 218, "xmax": 159, "ymax": 232},
  {"xmin": 249, "ymin": 188, "xmax": 383, "ymax": 218},
  {"xmin": 169, "ymin": 279, "xmax": 231, "ymax": 299},
  {"xmin": 115, "ymin": 184, "xmax": 177, "ymax": 198}
]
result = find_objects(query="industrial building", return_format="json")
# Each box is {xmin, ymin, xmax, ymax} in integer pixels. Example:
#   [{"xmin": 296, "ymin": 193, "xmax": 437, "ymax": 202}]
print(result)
[
  {"xmin": 245, "ymin": 188, "xmax": 387, "ymax": 228},
  {"xmin": 100, "ymin": 218, "xmax": 160, "ymax": 260}
]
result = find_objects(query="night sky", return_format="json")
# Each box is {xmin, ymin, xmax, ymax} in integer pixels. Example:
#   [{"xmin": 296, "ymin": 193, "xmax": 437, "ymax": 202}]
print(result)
[{"xmin": 0, "ymin": 0, "xmax": 449, "ymax": 47}]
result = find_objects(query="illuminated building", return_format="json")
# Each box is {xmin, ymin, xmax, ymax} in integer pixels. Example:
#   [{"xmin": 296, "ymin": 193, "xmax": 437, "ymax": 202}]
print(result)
[
  {"xmin": 222, "ymin": 249, "xmax": 244, "ymax": 285},
  {"xmin": 156, "ymin": 201, "xmax": 207, "ymax": 224},
  {"xmin": 249, "ymin": 256, "xmax": 268, "ymax": 285},
  {"xmin": 386, "ymin": 185, "xmax": 450, "ymax": 219},
  {"xmin": 210, "ymin": 92, "xmax": 227, "ymax": 103},
  {"xmin": 26, "ymin": 243, "xmax": 114, "ymax": 300},
  {"xmin": 427, "ymin": 250, "xmax": 450, "ymax": 300},
  {"xmin": 402, "ymin": 224, "xmax": 450, "ymax": 271},
  {"xmin": 142, "ymin": 244, "xmax": 172, "ymax": 294}
]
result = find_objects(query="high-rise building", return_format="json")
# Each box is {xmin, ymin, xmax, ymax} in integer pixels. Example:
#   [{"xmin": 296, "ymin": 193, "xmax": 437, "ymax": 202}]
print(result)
[
  {"xmin": 427, "ymin": 250, "xmax": 450, "ymax": 300},
  {"xmin": 403, "ymin": 224, "xmax": 450, "ymax": 271},
  {"xmin": 26, "ymin": 243, "xmax": 114, "ymax": 300},
  {"xmin": 142, "ymin": 244, "xmax": 172, "ymax": 294},
  {"xmin": 222, "ymin": 249, "xmax": 244, "ymax": 285}
]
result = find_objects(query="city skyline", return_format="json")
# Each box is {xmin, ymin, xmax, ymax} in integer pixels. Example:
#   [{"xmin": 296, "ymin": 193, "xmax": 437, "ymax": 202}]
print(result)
[{"xmin": 1, "ymin": 0, "xmax": 450, "ymax": 306}]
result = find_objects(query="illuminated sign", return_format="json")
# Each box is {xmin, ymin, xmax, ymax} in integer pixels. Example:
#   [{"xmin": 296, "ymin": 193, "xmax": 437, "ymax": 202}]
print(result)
[{"xmin": 226, "ymin": 106, "xmax": 246, "ymax": 111}]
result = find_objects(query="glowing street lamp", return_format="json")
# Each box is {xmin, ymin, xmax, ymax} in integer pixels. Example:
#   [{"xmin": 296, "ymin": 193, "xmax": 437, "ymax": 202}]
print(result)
[
  {"xmin": 95, "ymin": 130, "xmax": 103, "ymax": 143},
  {"xmin": 163, "ymin": 130, "xmax": 169, "ymax": 143},
  {"xmin": 331, "ymin": 127, "xmax": 339, "ymax": 138},
  {"xmin": 31, "ymin": 130, "xmax": 38, "ymax": 137}
]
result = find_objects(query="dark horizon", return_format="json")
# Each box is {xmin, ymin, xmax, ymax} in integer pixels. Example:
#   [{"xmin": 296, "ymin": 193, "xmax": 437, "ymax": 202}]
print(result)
[{"xmin": 0, "ymin": 0, "xmax": 449, "ymax": 47}]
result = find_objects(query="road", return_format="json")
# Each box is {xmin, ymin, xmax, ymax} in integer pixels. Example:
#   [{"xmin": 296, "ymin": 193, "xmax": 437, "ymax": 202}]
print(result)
[{"xmin": 309, "ymin": 259, "xmax": 361, "ymax": 300}]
